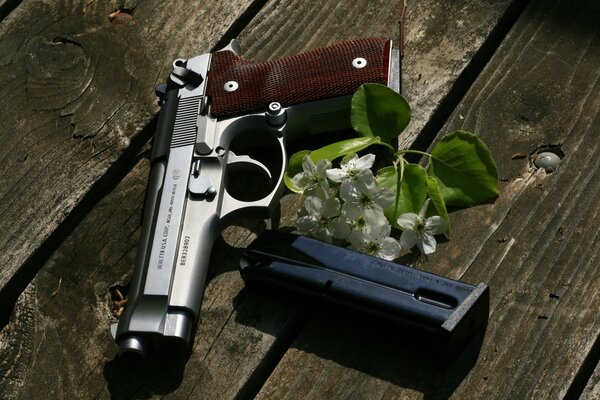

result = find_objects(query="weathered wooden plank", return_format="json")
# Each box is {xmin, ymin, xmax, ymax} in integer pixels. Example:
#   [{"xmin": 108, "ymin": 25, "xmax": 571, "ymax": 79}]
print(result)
[
  {"xmin": 0, "ymin": 0, "xmax": 528, "ymax": 399},
  {"xmin": 0, "ymin": 0, "xmax": 260, "ymax": 397},
  {"xmin": 0, "ymin": 286, "xmax": 35, "ymax": 400},
  {"xmin": 256, "ymin": 0, "xmax": 600, "ymax": 398},
  {"xmin": 0, "ymin": 0, "xmax": 259, "ymax": 317},
  {"xmin": 0, "ymin": 155, "xmax": 301, "ymax": 399},
  {"xmin": 581, "ymin": 361, "xmax": 600, "ymax": 400},
  {"xmin": 0, "ymin": 0, "xmax": 19, "ymax": 20},
  {"xmin": 1, "ymin": 1, "xmax": 399, "ymax": 399},
  {"xmin": 236, "ymin": 0, "xmax": 524, "ymax": 150},
  {"xmin": 424, "ymin": 1, "xmax": 600, "ymax": 395}
]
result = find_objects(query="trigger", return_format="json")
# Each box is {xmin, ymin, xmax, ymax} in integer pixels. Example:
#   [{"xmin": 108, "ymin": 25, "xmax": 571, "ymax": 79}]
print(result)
[{"xmin": 227, "ymin": 151, "xmax": 272, "ymax": 183}]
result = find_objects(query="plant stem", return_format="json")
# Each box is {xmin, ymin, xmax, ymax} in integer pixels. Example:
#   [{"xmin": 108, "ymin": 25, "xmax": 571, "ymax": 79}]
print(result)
[
  {"xmin": 392, "ymin": 155, "xmax": 411, "ymax": 181},
  {"xmin": 396, "ymin": 149, "xmax": 433, "ymax": 159},
  {"xmin": 380, "ymin": 142, "xmax": 396, "ymax": 153}
]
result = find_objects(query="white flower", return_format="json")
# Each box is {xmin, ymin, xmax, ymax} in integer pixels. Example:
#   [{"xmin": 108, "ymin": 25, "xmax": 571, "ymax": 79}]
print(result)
[
  {"xmin": 340, "ymin": 179, "xmax": 395, "ymax": 220},
  {"xmin": 292, "ymin": 155, "xmax": 331, "ymax": 195},
  {"xmin": 344, "ymin": 207, "xmax": 387, "ymax": 235},
  {"xmin": 296, "ymin": 196, "xmax": 350, "ymax": 243},
  {"xmin": 347, "ymin": 222, "xmax": 400, "ymax": 261},
  {"xmin": 396, "ymin": 199, "xmax": 447, "ymax": 255},
  {"xmin": 326, "ymin": 153, "xmax": 376, "ymax": 184}
]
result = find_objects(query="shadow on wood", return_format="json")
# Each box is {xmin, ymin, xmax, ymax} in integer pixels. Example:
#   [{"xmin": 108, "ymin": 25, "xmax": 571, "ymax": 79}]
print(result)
[
  {"xmin": 235, "ymin": 285, "xmax": 487, "ymax": 398},
  {"xmin": 103, "ymin": 350, "xmax": 189, "ymax": 399},
  {"xmin": 100, "ymin": 218, "xmax": 271, "ymax": 398}
]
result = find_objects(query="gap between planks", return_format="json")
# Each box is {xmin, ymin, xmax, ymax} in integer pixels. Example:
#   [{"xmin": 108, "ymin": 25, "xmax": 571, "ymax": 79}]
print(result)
[
  {"xmin": 0, "ymin": 0, "xmax": 269, "ymax": 331},
  {"xmin": 408, "ymin": 0, "xmax": 531, "ymax": 155},
  {"xmin": 226, "ymin": 0, "xmax": 535, "ymax": 397},
  {"xmin": 0, "ymin": 1, "xmax": 536, "ymax": 398},
  {"xmin": 0, "ymin": 0, "xmax": 21, "ymax": 22}
]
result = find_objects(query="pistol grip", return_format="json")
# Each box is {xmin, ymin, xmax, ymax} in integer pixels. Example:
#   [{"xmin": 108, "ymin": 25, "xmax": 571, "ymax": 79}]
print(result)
[{"xmin": 206, "ymin": 38, "xmax": 391, "ymax": 118}]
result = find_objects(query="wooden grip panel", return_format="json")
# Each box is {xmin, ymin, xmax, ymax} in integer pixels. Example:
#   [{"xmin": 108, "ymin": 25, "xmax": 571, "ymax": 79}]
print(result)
[{"xmin": 206, "ymin": 38, "xmax": 391, "ymax": 118}]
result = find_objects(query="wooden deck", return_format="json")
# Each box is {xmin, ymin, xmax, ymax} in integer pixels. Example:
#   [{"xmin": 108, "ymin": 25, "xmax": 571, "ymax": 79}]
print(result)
[{"xmin": 0, "ymin": 0, "xmax": 598, "ymax": 398}]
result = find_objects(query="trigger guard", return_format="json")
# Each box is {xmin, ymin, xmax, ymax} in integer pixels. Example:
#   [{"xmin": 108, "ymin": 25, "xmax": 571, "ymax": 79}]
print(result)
[
  {"xmin": 220, "ymin": 176, "xmax": 286, "ymax": 226},
  {"xmin": 227, "ymin": 151, "xmax": 273, "ymax": 183}
]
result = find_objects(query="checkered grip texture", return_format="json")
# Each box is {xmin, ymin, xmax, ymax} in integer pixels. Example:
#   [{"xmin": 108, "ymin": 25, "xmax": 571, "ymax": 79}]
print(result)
[{"xmin": 206, "ymin": 38, "xmax": 391, "ymax": 118}]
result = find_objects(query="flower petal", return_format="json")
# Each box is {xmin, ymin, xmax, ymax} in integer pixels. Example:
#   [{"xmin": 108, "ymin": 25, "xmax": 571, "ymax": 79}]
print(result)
[
  {"xmin": 305, "ymin": 184, "xmax": 328, "ymax": 200},
  {"xmin": 400, "ymin": 230, "xmax": 418, "ymax": 249},
  {"xmin": 425, "ymin": 216, "xmax": 447, "ymax": 235},
  {"xmin": 355, "ymin": 169, "xmax": 376, "ymax": 186},
  {"xmin": 301, "ymin": 155, "xmax": 316, "ymax": 173},
  {"xmin": 353, "ymin": 153, "xmax": 376, "ymax": 170},
  {"xmin": 304, "ymin": 196, "xmax": 322, "ymax": 215},
  {"xmin": 347, "ymin": 231, "xmax": 367, "ymax": 248},
  {"xmin": 420, "ymin": 232, "xmax": 437, "ymax": 254},
  {"xmin": 339, "ymin": 181, "xmax": 358, "ymax": 203},
  {"xmin": 396, "ymin": 213, "xmax": 419, "ymax": 230},
  {"xmin": 342, "ymin": 202, "xmax": 362, "ymax": 220},
  {"xmin": 291, "ymin": 171, "xmax": 307, "ymax": 187},
  {"xmin": 329, "ymin": 217, "xmax": 351, "ymax": 239},
  {"xmin": 341, "ymin": 153, "xmax": 359, "ymax": 167},
  {"xmin": 325, "ymin": 168, "xmax": 345, "ymax": 182},
  {"xmin": 313, "ymin": 228, "xmax": 333, "ymax": 243},
  {"xmin": 296, "ymin": 216, "xmax": 316, "ymax": 233},
  {"xmin": 377, "ymin": 237, "xmax": 401, "ymax": 260},
  {"xmin": 418, "ymin": 198, "xmax": 431, "ymax": 219},
  {"xmin": 370, "ymin": 221, "xmax": 391, "ymax": 240},
  {"xmin": 322, "ymin": 197, "xmax": 341, "ymax": 218},
  {"xmin": 316, "ymin": 158, "xmax": 332, "ymax": 171},
  {"xmin": 361, "ymin": 208, "xmax": 388, "ymax": 231}
]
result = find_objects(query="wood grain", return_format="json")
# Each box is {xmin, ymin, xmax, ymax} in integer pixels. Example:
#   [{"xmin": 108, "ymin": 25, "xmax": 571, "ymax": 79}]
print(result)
[
  {"xmin": 0, "ymin": 0, "xmax": 261, "ymax": 397},
  {"xmin": 1, "ymin": 1, "xmax": 401, "ymax": 399},
  {"xmin": 0, "ymin": 0, "xmax": 258, "ymax": 315},
  {"xmin": 0, "ymin": 0, "xmax": 544, "ymax": 399},
  {"xmin": 235, "ymin": 0, "xmax": 521, "ymax": 149},
  {"xmin": 0, "ymin": 286, "xmax": 35, "ymax": 399},
  {"xmin": 0, "ymin": 155, "xmax": 302, "ymax": 399},
  {"xmin": 582, "ymin": 362, "xmax": 600, "ymax": 400},
  {"xmin": 256, "ymin": 0, "xmax": 600, "ymax": 398}
]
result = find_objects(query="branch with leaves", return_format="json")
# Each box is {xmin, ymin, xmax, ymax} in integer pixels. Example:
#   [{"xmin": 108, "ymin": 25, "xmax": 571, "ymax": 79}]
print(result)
[{"xmin": 285, "ymin": 83, "xmax": 499, "ymax": 259}]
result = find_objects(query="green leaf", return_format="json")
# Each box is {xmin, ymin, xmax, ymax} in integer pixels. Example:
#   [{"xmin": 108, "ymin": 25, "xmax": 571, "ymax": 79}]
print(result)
[
  {"xmin": 427, "ymin": 131, "xmax": 499, "ymax": 207},
  {"xmin": 310, "ymin": 136, "xmax": 382, "ymax": 162},
  {"xmin": 427, "ymin": 176, "xmax": 451, "ymax": 238},
  {"xmin": 377, "ymin": 163, "xmax": 428, "ymax": 227},
  {"xmin": 351, "ymin": 83, "xmax": 411, "ymax": 143},
  {"xmin": 283, "ymin": 137, "xmax": 382, "ymax": 193},
  {"xmin": 284, "ymin": 150, "xmax": 311, "ymax": 193}
]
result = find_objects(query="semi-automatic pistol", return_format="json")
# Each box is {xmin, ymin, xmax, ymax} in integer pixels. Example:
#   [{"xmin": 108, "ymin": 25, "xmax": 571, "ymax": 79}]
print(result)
[{"xmin": 111, "ymin": 38, "xmax": 400, "ymax": 361}]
